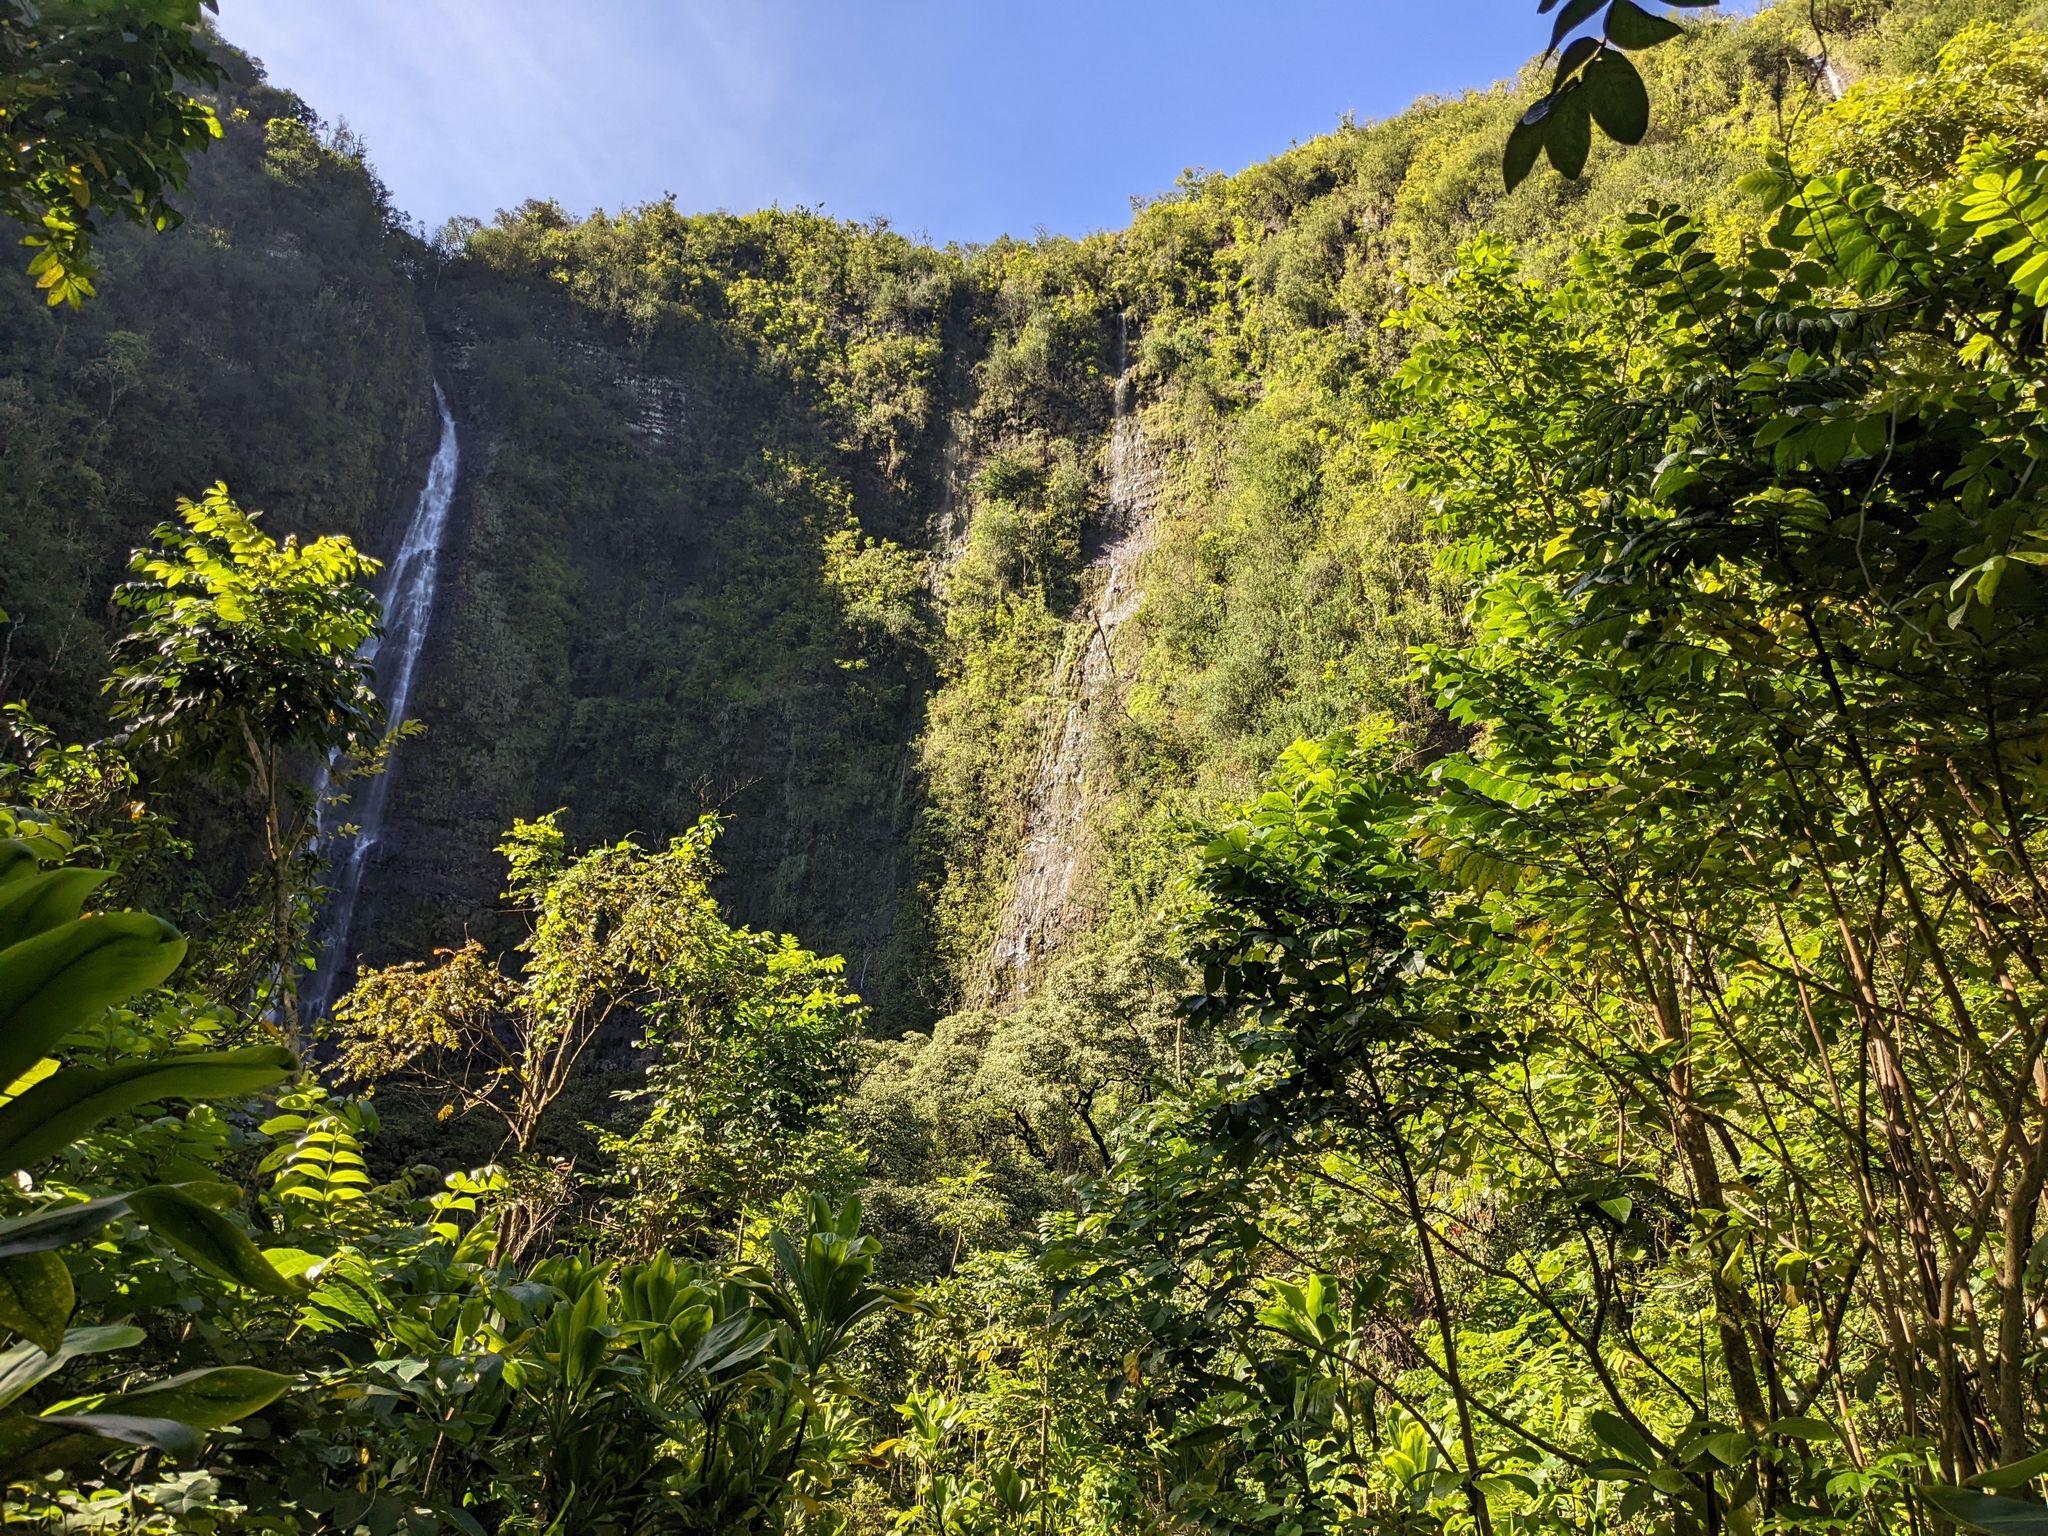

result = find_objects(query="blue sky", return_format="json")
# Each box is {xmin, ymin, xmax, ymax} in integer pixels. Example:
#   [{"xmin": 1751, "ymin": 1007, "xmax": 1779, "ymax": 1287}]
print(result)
[{"xmin": 221, "ymin": 1, "xmax": 1554, "ymax": 246}]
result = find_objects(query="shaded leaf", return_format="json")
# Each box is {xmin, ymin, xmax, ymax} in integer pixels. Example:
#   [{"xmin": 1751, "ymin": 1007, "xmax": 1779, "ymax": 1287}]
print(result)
[
  {"xmin": 124, "ymin": 1184, "xmax": 300, "ymax": 1297},
  {"xmin": 0, "ymin": 1324, "xmax": 142, "ymax": 1411},
  {"xmin": 0, "ymin": 1251, "xmax": 72, "ymax": 1355},
  {"xmin": 1583, "ymin": 50, "xmax": 1650, "ymax": 144},
  {"xmin": 91, "ymin": 1365, "xmax": 292, "ymax": 1428},
  {"xmin": 1605, "ymin": 0, "xmax": 1685, "ymax": 48},
  {"xmin": 0, "ymin": 912, "xmax": 187, "ymax": 1088},
  {"xmin": 1923, "ymin": 1486, "xmax": 2048, "ymax": 1535},
  {"xmin": 0, "ymin": 1045, "xmax": 294, "ymax": 1171}
]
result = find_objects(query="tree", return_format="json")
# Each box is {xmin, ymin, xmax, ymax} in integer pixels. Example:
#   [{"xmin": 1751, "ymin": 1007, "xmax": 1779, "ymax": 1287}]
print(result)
[
  {"xmin": 0, "ymin": 0, "xmax": 223, "ymax": 307},
  {"xmin": 106, "ymin": 485, "xmax": 384, "ymax": 1041},
  {"xmin": 1052, "ymin": 99, "xmax": 2048, "ymax": 1535},
  {"xmin": 603, "ymin": 928, "xmax": 865, "ymax": 1261},
  {"xmin": 822, "ymin": 517, "xmax": 930, "ymax": 650},
  {"xmin": 332, "ymin": 812, "xmax": 731, "ymax": 1260}
]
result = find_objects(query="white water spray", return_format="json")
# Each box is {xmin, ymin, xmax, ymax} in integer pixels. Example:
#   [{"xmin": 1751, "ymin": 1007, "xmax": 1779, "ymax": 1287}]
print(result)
[{"xmin": 305, "ymin": 383, "xmax": 461, "ymax": 1017}]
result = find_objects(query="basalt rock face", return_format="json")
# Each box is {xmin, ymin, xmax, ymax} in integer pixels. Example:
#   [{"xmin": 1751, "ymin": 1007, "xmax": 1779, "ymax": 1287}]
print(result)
[
  {"xmin": 347, "ymin": 230, "xmax": 969, "ymax": 1013},
  {"xmin": 0, "ymin": 52, "xmax": 979, "ymax": 1019},
  {"xmin": 983, "ymin": 347, "xmax": 1164, "ymax": 1001}
]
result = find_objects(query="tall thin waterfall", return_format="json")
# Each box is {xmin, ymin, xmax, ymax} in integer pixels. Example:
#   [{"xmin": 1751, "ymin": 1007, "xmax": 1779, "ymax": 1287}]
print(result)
[
  {"xmin": 983, "ymin": 314, "xmax": 1161, "ymax": 998},
  {"xmin": 304, "ymin": 383, "xmax": 461, "ymax": 1019}
]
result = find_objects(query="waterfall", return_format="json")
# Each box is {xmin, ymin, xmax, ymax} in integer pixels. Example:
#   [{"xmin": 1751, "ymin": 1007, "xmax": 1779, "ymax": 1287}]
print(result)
[
  {"xmin": 304, "ymin": 383, "xmax": 461, "ymax": 1019},
  {"xmin": 983, "ymin": 314, "xmax": 1161, "ymax": 999}
]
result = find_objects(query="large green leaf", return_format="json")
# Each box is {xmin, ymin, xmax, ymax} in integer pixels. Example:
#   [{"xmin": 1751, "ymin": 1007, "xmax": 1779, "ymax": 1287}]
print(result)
[
  {"xmin": 1604, "ymin": 0, "xmax": 1684, "ymax": 48},
  {"xmin": 24, "ymin": 1411, "xmax": 202, "ymax": 1459},
  {"xmin": 1923, "ymin": 1486, "xmax": 2048, "ymax": 1534},
  {"xmin": 1976, "ymin": 1451, "xmax": 2048, "ymax": 1490},
  {"xmin": 0, "ymin": 843, "xmax": 41, "ymax": 891},
  {"xmin": 0, "ymin": 1324, "xmax": 142, "ymax": 1411},
  {"xmin": 1588, "ymin": 1409, "xmax": 1660, "ymax": 1469},
  {"xmin": 1582, "ymin": 50, "xmax": 1650, "ymax": 144},
  {"xmin": 1505, "ymin": 113, "xmax": 1548, "ymax": 191},
  {"xmin": 0, "ymin": 1192, "xmax": 135, "ymax": 1261},
  {"xmin": 0, "ymin": 868, "xmax": 112, "ymax": 952},
  {"xmin": 124, "ymin": 1182, "xmax": 300, "ymax": 1297},
  {"xmin": 0, "ymin": 912, "xmax": 187, "ymax": 1087},
  {"xmin": 1546, "ymin": 0, "xmax": 1606, "ymax": 54},
  {"xmin": 88, "ymin": 1364, "xmax": 292, "ymax": 1427},
  {"xmin": 0, "ymin": 1251, "xmax": 72, "ymax": 1354},
  {"xmin": 1544, "ymin": 92, "xmax": 1593, "ymax": 179},
  {"xmin": 0, "ymin": 1044, "xmax": 294, "ymax": 1171}
]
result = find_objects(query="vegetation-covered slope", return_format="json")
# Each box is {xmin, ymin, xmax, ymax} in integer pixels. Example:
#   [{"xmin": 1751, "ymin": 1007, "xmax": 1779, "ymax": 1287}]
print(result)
[
  {"xmin": 8, "ymin": 1, "xmax": 2048, "ymax": 1530},
  {"xmin": 7, "ymin": 3, "xmax": 2015, "ymax": 1022},
  {"xmin": 0, "ymin": 47, "xmax": 434, "ymax": 734},
  {"xmin": 380, "ymin": 204, "xmax": 966, "ymax": 996}
]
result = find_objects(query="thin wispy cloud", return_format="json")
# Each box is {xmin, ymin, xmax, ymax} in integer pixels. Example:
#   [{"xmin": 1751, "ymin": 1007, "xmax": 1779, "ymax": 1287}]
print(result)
[{"xmin": 220, "ymin": 1, "xmax": 1549, "ymax": 242}]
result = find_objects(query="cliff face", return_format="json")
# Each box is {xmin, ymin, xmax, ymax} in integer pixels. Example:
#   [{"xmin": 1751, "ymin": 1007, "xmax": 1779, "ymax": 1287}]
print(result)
[
  {"xmin": 366, "ymin": 215, "xmax": 966, "ymax": 1008},
  {"xmin": 0, "ymin": 51, "xmax": 436, "ymax": 739},
  {"xmin": 1, "ymin": 2, "xmax": 2016, "ymax": 1029}
]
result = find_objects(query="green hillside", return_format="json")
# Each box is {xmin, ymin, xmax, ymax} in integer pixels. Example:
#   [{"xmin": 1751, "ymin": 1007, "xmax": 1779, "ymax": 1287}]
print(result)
[{"xmin": 3, "ymin": 0, "xmax": 2047, "ymax": 1528}]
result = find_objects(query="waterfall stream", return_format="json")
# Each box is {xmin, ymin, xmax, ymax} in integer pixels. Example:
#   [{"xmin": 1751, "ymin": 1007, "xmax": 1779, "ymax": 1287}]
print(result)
[
  {"xmin": 983, "ymin": 316, "xmax": 1161, "ymax": 999},
  {"xmin": 304, "ymin": 383, "xmax": 461, "ymax": 1018}
]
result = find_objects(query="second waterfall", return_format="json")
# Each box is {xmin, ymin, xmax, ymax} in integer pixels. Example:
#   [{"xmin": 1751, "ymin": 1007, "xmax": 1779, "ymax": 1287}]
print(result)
[{"xmin": 305, "ymin": 382, "xmax": 461, "ymax": 1019}]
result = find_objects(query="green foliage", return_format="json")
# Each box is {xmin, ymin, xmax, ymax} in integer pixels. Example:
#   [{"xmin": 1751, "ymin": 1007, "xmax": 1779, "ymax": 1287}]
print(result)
[
  {"xmin": 824, "ymin": 519, "xmax": 929, "ymax": 651},
  {"xmin": 1040, "ymin": 57, "xmax": 2048, "ymax": 1530},
  {"xmin": 603, "ymin": 928, "xmax": 866, "ymax": 1260},
  {"xmin": 333, "ymin": 813, "xmax": 725, "ymax": 1183},
  {"xmin": 1507, "ymin": 1, "xmax": 1718, "ymax": 188},
  {"xmin": 107, "ymin": 485, "xmax": 383, "ymax": 781},
  {"xmin": 1798, "ymin": 21, "xmax": 2048, "ymax": 192},
  {"xmin": 399, "ymin": 203, "xmax": 958, "ymax": 1021},
  {"xmin": 0, "ymin": 43, "xmax": 430, "ymax": 756},
  {"xmin": 0, "ymin": 825, "xmax": 295, "ymax": 1498},
  {"xmin": 0, "ymin": 0, "xmax": 223, "ymax": 306},
  {"xmin": 14, "ymin": 4, "xmax": 2048, "ymax": 1533},
  {"xmin": 0, "ymin": 791, "xmax": 902, "ymax": 1532},
  {"xmin": 0, "ymin": 704, "xmax": 189, "ymax": 905},
  {"xmin": 106, "ymin": 484, "xmax": 385, "ymax": 1038},
  {"xmin": 332, "ymin": 1202, "xmax": 900, "ymax": 1535}
]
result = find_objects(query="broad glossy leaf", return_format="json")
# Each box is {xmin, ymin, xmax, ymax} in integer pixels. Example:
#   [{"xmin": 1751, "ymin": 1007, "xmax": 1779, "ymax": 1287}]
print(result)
[
  {"xmin": 32, "ymin": 1411, "xmax": 202, "ymax": 1456},
  {"xmin": 124, "ymin": 1183, "xmax": 300, "ymax": 1297},
  {"xmin": 0, "ymin": 912, "xmax": 187, "ymax": 1088},
  {"xmin": 0, "ymin": 1251, "xmax": 72, "ymax": 1354},
  {"xmin": 259, "ymin": 1247, "xmax": 325, "ymax": 1281},
  {"xmin": 1923, "ymin": 1486, "xmax": 2048, "ymax": 1535},
  {"xmin": 0, "ymin": 1193, "xmax": 135, "ymax": 1260},
  {"xmin": 1553, "ymin": 34, "xmax": 1601, "ymax": 90},
  {"xmin": 1588, "ymin": 1409, "xmax": 1659, "ymax": 1468},
  {"xmin": 0, "ymin": 1324, "xmax": 143, "ymax": 1410},
  {"xmin": 90, "ymin": 1365, "xmax": 292, "ymax": 1427},
  {"xmin": 1975, "ymin": 1449, "xmax": 2048, "ymax": 1490},
  {"xmin": 1547, "ymin": 0, "xmax": 1607, "ymax": 55},
  {"xmin": 0, "ymin": 1045, "xmax": 294, "ymax": 1171},
  {"xmin": 0, "ymin": 869, "xmax": 112, "ymax": 952},
  {"xmin": 0, "ymin": 843, "xmax": 41, "ymax": 890}
]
